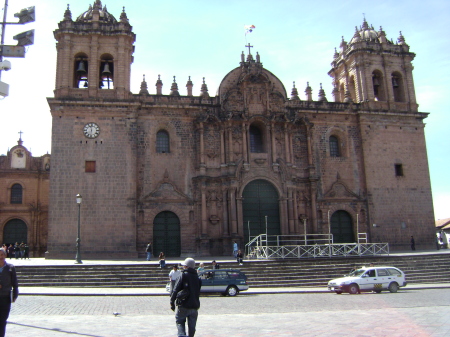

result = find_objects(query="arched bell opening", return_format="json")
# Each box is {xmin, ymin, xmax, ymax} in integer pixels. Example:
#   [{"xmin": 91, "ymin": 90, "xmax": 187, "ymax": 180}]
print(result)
[
  {"xmin": 391, "ymin": 71, "xmax": 405, "ymax": 102},
  {"xmin": 372, "ymin": 70, "xmax": 385, "ymax": 101},
  {"xmin": 99, "ymin": 54, "xmax": 114, "ymax": 89},
  {"xmin": 73, "ymin": 53, "xmax": 89, "ymax": 89}
]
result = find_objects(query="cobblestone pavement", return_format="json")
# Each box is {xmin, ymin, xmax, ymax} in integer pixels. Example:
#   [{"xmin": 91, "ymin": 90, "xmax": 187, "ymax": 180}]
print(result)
[{"xmin": 6, "ymin": 290, "xmax": 450, "ymax": 336}]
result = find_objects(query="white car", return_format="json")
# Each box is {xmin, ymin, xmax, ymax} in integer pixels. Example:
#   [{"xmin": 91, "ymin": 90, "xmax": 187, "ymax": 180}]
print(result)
[{"xmin": 327, "ymin": 266, "xmax": 407, "ymax": 294}]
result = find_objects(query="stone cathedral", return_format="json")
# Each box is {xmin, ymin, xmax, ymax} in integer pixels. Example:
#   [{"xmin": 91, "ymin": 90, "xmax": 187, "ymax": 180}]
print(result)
[{"xmin": 46, "ymin": 1, "xmax": 435, "ymax": 259}]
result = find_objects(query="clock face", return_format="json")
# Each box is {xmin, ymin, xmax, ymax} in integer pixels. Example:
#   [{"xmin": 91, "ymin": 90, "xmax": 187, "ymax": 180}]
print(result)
[{"xmin": 83, "ymin": 123, "xmax": 100, "ymax": 138}]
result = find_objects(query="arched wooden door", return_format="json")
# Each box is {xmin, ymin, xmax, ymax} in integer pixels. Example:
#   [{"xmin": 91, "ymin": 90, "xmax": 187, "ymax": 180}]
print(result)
[
  {"xmin": 242, "ymin": 179, "xmax": 281, "ymax": 243},
  {"xmin": 153, "ymin": 211, "xmax": 181, "ymax": 257},
  {"xmin": 330, "ymin": 210, "xmax": 355, "ymax": 243},
  {"xmin": 3, "ymin": 219, "xmax": 28, "ymax": 246}
]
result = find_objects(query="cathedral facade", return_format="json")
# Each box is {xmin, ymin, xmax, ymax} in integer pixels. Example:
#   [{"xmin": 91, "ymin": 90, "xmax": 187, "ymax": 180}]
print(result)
[
  {"xmin": 0, "ymin": 137, "xmax": 50, "ymax": 256},
  {"xmin": 46, "ymin": 1, "xmax": 435, "ymax": 259}
]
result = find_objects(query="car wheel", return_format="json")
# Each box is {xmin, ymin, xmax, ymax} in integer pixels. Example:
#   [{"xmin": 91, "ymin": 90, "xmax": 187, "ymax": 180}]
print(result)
[
  {"xmin": 226, "ymin": 285, "xmax": 239, "ymax": 296},
  {"xmin": 348, "ymin": 284, "xmax": 359, "ymax": 294},
  {"xmin": 335, "ymin": 291, "xmax": 342, "ymax": 295},
  {"xmin": 388, "ymin": 282, "xmax": 399, "ymax": 293}
]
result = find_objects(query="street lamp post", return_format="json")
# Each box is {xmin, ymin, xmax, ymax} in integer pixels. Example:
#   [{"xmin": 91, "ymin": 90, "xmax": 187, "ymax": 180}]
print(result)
[{"xmin": 75, "ymin": 194, "xmax": 82, "ymax": 264}]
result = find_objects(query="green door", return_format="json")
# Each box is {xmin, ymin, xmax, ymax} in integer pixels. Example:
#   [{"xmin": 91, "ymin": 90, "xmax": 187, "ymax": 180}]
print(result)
[
  {"xmin": 330, "ymin": 210, "xmax": 355, "ymax": 243},
  {"xmin": 242, "ymin": 179, "xmax": 281, "ymax": 243},
  {"xmin": 153, "ymin": 211, "xmax": 181, "ymax": 257},
  {"xmin": 3, "ymin": 219, "xmax": 28, "ymax": 246}
]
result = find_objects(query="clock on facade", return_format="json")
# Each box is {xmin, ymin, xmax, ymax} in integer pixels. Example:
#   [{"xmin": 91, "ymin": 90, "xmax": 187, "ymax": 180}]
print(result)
[{"xmin": 83, "ymin": 123, "xmax": 100, "ymax": 138}]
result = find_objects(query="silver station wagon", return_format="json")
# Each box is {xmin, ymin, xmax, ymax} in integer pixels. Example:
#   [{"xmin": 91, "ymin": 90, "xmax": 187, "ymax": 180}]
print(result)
[
  {"xmin": 198, "ymin": 269, "xmax": 249, "ymax": 296},
  {"xmin": 328, "ymin": 266, "xmax": 407, "ymax": 294}
]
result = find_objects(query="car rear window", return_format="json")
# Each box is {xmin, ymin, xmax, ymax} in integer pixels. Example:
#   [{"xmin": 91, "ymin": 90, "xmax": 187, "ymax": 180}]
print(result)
[
  {"xmin": 386, "ymin": 268, "xmax": 402, "ymax": 276},
  {"xmin": 377, "ymin": 269, "xmax": 389, "ymax": 276}
]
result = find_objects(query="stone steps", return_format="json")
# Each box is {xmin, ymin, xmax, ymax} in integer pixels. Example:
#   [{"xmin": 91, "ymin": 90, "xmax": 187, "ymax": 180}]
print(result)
[{"xmin": 15, "ymin": 253, "xmax": 450, "ymax": 288}]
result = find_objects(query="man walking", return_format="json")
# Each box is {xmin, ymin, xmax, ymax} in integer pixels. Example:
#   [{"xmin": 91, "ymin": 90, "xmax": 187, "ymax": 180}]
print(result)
[
  {"xmin": 233, "ymin": 241, "xmax": 238, "ymax": 258},
  {"xmin": 170, "ymin": 257, "xmax": 201, "ymax": 337},
  {"xmin": 0, "ymin": 248, "xmax": 18, "ymax": 337},
  {"xmin": 145, "ymin": 242, "xmax": 152, "ymax": 261}
]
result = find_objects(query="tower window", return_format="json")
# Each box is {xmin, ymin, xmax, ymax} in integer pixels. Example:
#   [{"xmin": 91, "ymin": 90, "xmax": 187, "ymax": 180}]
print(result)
[
  {"xmin": 99, "ymin": 55, "xmax": 114, "ymax": 89},
  {"xmin": 249, "ymin": 125, "xmax": 264, "ymax": 153},
  {"xmin": 10, "ymin": 184, "xmax": 23, "ymax": 204},
  {"xmin": 392, "ymin": 72, "xmax": 404, "ymax": 102},
  {"xmin": 74, "ymin": 55, "xmax": 89, "ymax": 89},
  {"xmin": 329, "ymin": 136, "xmax": 340, "ymax": 157},
  {"xmin": 85, "ymin": 161, "xmax": 96, "ymax": 173},
  {"xmin": 395, "ymin": 164, "xmax": 403, "ymax": 177},
  {"xmin": 156, "ymin": 130, "xmax": 170, "ymax": 153}
]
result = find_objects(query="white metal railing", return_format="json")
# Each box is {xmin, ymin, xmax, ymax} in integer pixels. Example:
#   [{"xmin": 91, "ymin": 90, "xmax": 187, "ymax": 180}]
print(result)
[{"xmin": 245, "ymin": 234, "xmax": 389, "ymax": 259}]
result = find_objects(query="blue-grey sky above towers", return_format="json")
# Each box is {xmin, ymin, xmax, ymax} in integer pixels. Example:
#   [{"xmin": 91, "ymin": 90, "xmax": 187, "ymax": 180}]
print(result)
[{"xmin": 1, "ymin": 0, "xmax": 449, "ymax": 220}]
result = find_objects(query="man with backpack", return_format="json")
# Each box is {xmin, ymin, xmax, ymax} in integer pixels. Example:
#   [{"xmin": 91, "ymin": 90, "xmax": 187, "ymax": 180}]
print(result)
[{"xmin": 170, "ymin": 257, "xmax": 202, "ymax": 337}]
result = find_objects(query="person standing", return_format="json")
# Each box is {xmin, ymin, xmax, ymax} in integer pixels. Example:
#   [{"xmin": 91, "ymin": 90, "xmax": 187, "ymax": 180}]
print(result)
[
  {"xmin": 212, "ymin": 260, "xmax": 220, "ymax": 269},
  {"xmin": 146, "ymin": 242, "xmax": 152, "ymax": 261},
  {"xmin": 169, "ymin": 265, "xmax": 182, "ymax": 294},
  {"xmin": 13, "ymin": 244, "xmax": 20, "ymax": 260},
  {"xmin": 23, "ymin": 244, "xmax": 30, "ymax": 259},
  {"xmin": 170, "ymin": 258, "xmax": 201, "ymax": 337},
  {"xmin": 159, "ymin": 252, "xmax": 166, "ymax": 268},
  {"xmin": 411, "ymin": 236, "xmax": 416, "ymax": 251},
  {"xmin": 197, "ymin": 263, "xmax": 205, "ymax": 274},
  {"xmin": 236, "ymin": 249, "xmax": 244, "ymax": 265},
  {"xmin": 233, "ymin": 241, "xmax": 238, "ymax": 258},
  {"xmin": 0, "ymin": 248, "xmax": 18, "ymax": 337}
]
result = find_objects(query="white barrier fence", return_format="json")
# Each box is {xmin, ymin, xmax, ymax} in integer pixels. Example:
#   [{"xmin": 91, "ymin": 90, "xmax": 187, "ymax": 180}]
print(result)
[{"xmin": 245, "ymin": 234, "xmax": 389, "ymax": 259}]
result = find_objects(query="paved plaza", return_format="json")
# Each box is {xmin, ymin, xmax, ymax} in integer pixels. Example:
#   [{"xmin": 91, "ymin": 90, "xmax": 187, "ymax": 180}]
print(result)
[{"xmin": 6, "ymin": 290, "xmax": 450, "ymax": 336}]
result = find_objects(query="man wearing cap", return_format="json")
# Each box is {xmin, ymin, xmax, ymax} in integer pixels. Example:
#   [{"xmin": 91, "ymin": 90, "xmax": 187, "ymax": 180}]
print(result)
[
  {"xmin": 0, "ymin": 248, "xmax": 18, "ymax": 337},
  {"xmin": 170, "ymin": 257, "xmax": 201, "ymax": 337}
]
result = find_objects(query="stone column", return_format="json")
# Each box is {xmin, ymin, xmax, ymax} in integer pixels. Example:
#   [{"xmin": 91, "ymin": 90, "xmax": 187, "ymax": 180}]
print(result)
[
  {"xmin": 222, "ymin": 189, "xmax": 229, "ymax": 236},
  {"xmin": 201, "ymin": 189, "xmax": 207, "ymax": 236},
  {"xmin": 242, "ymin": 122, "xmax": 248, "ymax": 164},
  {"xmin": 279, "ymin": 198, "xmax": 289, "ymax": 235},
  {"xmin": 229, "ymin": 188, "xmax": 238, "ymax": 234},
  {"xmin": 220, "ymin": 129, "xmax": 225, "ymax": 165},
  {"xmin": 288, "ymin": 188, "xmax": 295, "ymax": 233},
  {"xmin": 199, "ymin": 123, "xmax": 205, "ymax": 167},
  {"xmin": 271, "ymin": 122, "xmax": 276, "ymax": 164},
  {"xmin": 284, "ymin": 125, "xmax": 291, "ymax": 164}
]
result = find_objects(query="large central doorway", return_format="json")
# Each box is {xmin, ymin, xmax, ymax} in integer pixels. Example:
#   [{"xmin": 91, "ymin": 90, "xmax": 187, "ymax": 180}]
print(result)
[
  {"xmin": 242, "ymin": 179, "xmax": 281, "ymax": 244},
  {"xmin": 153, "ymin": 211, "xmax": 181, "ymax": 257},
  {"xmin": 3, "ymin": 219, "xmax": 28, "ymax": 246},
  {"xmin": 330, "ymin": 210, "xmax": 355, "ymax": 243}
]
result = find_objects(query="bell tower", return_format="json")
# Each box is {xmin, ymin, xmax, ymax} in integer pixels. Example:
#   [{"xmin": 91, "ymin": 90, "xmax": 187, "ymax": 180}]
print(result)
[
  {"xmin": 329, "ymin": 19, "xmax": 417, "ymax": 112},
  {"xmin": 53, "ymin": 1, "xmax": 135, "ymax": 99}
]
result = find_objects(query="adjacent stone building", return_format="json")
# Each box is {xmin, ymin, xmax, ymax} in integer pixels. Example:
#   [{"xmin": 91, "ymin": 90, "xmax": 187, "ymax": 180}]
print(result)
[
  {"xmin": 0, "ymin": 137, "xmax": 50, "ymax": 256},
  {"xmin": 45, "ymin": 1, "xmax": 436, "ymax": 259}
]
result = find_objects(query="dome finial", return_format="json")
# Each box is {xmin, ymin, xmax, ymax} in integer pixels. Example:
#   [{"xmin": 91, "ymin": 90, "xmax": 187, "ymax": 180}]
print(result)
[
  {"xmin": 170, "ymin": 76, "xmax": 180, "ymax": 96},
  {"xmin": 305, "ymin": 82, "xmax": 313, "ymax": 101},
  {"xmin": 200, "ymin": 77, "xmax": 210, "ymax": 99},
  {"xmin": 120, "ymin": 6, "xmax": 128, "ymax": 23},
  {"xmin": 139, "ymin": 74, "xmax": 149, "ymax": 95},
  {"xmin": 291, "ymin": 81, "xmax": 300, "ymax": 101},
  {"xmin": 318, "ymin": 83, "xmax": 328, "ymax": 102},
  {"xmin": 64, "ymin": 4, "xmax": 72, "ymax": 21},
  {"xmin": 186, "ymin": 76, "xmax": 193, "ymax": 96},
  {"xmin": 155, "ymin": 75, "xmax": 163, "ymax": 95}
]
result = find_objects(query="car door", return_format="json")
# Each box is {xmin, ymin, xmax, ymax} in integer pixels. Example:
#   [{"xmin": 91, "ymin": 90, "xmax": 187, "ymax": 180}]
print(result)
[
  {"xmin": 359, "ymin": 269, "xmax": 377, "ymax": 290},
  {"xmin": 198, "ymin": 271, "xmax": 214, "ymax": 292},
  {"xmin": 213, "ymin": 270, "xmax": 230, "ymax": 292},
  {"xmin": 375, "ymin": 268, "xmax": 390, "ymax": 289}
]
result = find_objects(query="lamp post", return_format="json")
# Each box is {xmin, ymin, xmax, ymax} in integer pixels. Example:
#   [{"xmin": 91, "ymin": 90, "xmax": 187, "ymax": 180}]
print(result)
[
  {"xmin": 300, "ymin": 215, "xmax": 308, "ymax": 245},
  {"xmin": 75, "ymin": 194, "xmax": 82, "ymax": 264}
]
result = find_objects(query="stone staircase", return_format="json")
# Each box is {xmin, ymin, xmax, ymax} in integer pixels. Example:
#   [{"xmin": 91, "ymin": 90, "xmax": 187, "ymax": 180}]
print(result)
[{"xmin": 15, "ymin": 253, "xmax": 450, "ymax": 288}]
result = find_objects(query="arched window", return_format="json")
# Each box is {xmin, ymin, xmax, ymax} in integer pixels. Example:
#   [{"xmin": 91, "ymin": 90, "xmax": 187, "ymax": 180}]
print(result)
[
  {"xmin": 249, "ymin": 125, "xmax": 264, "ymax": 153},
  {"xmin": 372, "ymin": 70, "xmax": 385, "ymax": 101},
  {"xmin": 10, "ymin": 184, "xmax": 23, "ymax": 204},
  {"xmin": 329, "ymin": 136, "xmax": 340, "ymax": 157},
  {"xmin": 391, "ymin": 72, "xmax": 404, "ymax": 102},
  {"xmin": 74, "ymin": 53, "xmax": 88, "ymax": 89},
  {"xmin": 99, "ymin": 54, "xmax": 114, "ymax": 89},
  {"xmin": 156, "ymin": 130, "xmax": 170, "ymax": 153}
]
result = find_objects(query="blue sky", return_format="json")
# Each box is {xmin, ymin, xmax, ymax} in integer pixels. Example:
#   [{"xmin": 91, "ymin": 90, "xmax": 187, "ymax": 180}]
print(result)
[{"xmin": 1, "ymin": 0, "xmax": 449, "ymax": 220}]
